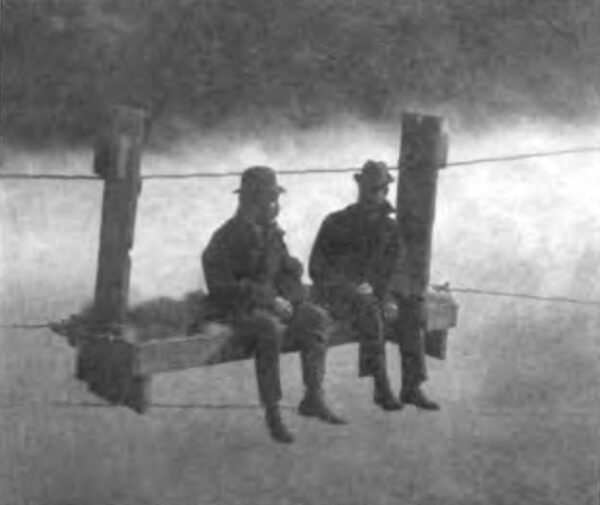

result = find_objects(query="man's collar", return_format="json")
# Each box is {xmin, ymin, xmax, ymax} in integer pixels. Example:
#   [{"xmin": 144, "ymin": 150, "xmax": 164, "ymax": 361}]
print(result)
[
  {"xmin": 235, "ymin": 210, "xmax": 284, "ymax": 234},
  {"xmin": 354, "ymin": 200, "xmax": 395, "ymax": 215}
]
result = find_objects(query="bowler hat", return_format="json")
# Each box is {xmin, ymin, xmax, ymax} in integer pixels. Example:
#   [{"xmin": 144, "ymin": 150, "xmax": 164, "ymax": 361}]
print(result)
[
  {"xmin": 354, "ymin": 160, "xmax": 394, "ymax": 188},
  {"xmin": 234, "ymin": 166, "xmax": 285, "ymax": 196}
]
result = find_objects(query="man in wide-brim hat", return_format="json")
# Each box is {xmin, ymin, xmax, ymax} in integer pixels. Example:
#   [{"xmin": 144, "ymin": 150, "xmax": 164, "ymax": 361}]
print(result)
[
  {"xmin": 202, "ymin": 166, "xmax": 346, "ymax": 444},
  {"xmin": 309, "ymin": 160, "xmax": 440, "ymax": 412}
]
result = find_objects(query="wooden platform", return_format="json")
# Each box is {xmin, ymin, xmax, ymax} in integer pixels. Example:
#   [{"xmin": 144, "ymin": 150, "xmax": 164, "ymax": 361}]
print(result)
[
  {"xmin": 50, "ymin": 290, "xmax": 458, "ymax": 413},
  {"xmin": 62, "ymin": 110, "xmax": 456, "ymax": 414}
]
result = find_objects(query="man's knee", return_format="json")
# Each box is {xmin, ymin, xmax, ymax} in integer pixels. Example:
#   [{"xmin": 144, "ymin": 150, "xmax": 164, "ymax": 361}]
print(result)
[
  {"xmin": 294, "ymin": 302, "xmax": 330, "ymax": 330},
  {"xmin": 354, "ymin": 292, "xmax": 380, "ymax": 315},
  {"xmin": 397, "ymin": 327, "xmax": 426, "ymax": 355},
  {"xmin": 246, "ymin": 310, "xmax": 285, "ymax": 345},
  {"xmin": 395, "ymin": 295, "xmax": 427, "ymax": 327},
  {"xmin": 353, "ymin": 294, "xmax": 384, "ymax": 338},
  {"xmin": 289, "ymin": 302, "xmax": 331, "ymax": 345}
]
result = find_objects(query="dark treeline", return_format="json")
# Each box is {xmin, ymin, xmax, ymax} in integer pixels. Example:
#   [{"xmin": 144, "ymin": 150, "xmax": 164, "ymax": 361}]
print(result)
[{"xmin": 2, "ymin": 0, "xmax": 599, "ymax": 145}]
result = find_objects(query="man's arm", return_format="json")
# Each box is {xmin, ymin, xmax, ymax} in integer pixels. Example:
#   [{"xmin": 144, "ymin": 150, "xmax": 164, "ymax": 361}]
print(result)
[
  {"xmin": 308, "ymin": 215, "xmax": 356, "ymax": 292},
  {"xmin": 275, "ymin": 254, "xmax": 307, "ymax": 304},
  {"xmin": 202, "ymin": 226, "xmax": 276, "ymax": 311},
  {"xmin": 371, "ymin": 219, "xmax": 404, "ymax": 299}
]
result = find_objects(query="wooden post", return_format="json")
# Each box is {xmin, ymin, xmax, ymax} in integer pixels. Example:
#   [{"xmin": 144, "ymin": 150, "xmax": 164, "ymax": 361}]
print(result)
[
  {"xmin": 394, "ymin": 112, "xmax": 447, "ymax": 298},
  {"xmin": 393, "ymin": 112, "xmax": 449, "ymax": 358},
  {"xmin": 76, "ymin": 105, "xmax": 150, "ymax": 413},
  {"xmin": 93, "ymin": 105, "xmax": 146, "ymax": 327}
]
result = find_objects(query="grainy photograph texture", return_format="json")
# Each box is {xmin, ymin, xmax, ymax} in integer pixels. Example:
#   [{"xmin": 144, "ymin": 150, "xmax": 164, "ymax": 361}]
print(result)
[{"xmin": 1, "ymin": 1, "xmax": 600, "ymax": 505}]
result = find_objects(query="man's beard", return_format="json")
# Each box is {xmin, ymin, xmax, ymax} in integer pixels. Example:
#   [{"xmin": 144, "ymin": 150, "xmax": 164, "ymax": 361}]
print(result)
[{"xmin": 360, "ymin": 199, "xmax": 391, "ymax": 214}]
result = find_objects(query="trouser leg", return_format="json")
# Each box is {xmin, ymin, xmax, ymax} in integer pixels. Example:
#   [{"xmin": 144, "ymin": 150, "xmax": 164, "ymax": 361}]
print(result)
[
  {"xmin": 354, "ymin": 294, "xmax": 387, "ymax": 378},
  {"xmin": 241, "ymin": 310, "xmax": 284, "ymax": 406},
  {"xmin": 288, "ymin": 302, "xmax": 328, "ymax": 397},
  {"xmin": 254, "ymin": 338, "xmax": 282, "ymax": 406},
  {"xmin": 401, "ymin": 341, "xmax": 427, "ymax": 391},
  {"xmin": 395, "ymin": 296, "xmax": 438, "ymax": 410},
  {"xmin": 290, "ymin": 302, "xmax": 347, "ymax": 424},
  {"xmin": 351, "ymin": 294, "xmax": 401, "ymax": 410},
  {"xmin": 240, "ymin": 310, "xmax": 295, "ymax": 442},
  {"xmin": 395, "ymin": 296, "xmax": 428, "ymax": 391}
]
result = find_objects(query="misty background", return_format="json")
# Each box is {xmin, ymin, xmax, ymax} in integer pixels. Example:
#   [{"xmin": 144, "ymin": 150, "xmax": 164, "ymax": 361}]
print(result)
[
  {"xmin": 2, "ymin": 0, "xmax": 600, "ymax": 145},
  {"xmin": 1, "ymin": 1, "xmax": 600, "ymax": 505}
]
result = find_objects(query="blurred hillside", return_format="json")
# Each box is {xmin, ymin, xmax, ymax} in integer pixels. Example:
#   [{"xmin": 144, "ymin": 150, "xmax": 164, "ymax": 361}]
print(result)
[{"xmin": 2, "ymin": 0, "xmax": 600, "ymax": 145}]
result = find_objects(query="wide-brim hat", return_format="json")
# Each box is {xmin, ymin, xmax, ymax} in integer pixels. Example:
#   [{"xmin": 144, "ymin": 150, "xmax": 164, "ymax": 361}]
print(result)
[
  {"xmin": 354, "ymin": 160, "xmax": 394, "ymax": 188},
  {"xmin": 234, "ymin": 165, "xmax": 285, "ymax": 196}
]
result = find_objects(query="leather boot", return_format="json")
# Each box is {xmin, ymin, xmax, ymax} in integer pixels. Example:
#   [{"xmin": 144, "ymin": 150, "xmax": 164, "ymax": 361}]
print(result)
[
  {"xmin": 299, "ymin": 339, "xmax": 347, "ymax": 425},
  {"xmin": 400, "ymin": 388, "xmax": 440, "ymax": 411},
  {"xmin": 265, "ymin": 404, "xmax": 295, "ymax": 443},
  {"xmin": 298, "ymin": 392, "xmax": 347, "ymax": 425},
  {"xmin": 373, "ymin": 371, "xmax": 403, "ymax": 411}
]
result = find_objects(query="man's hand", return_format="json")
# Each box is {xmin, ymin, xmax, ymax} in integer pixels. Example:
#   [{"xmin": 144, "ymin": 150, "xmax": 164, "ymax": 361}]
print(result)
[
  {"xmin": 274, "ymin": 296, "xmax": 293, "ymax": 321},
  {"xmin": 356, "ymin": 282, "xmax": 374, "ymax": 296},
  {"xmin": 382, "ymin": 301, "xmax": 398, "ymax": 322}
]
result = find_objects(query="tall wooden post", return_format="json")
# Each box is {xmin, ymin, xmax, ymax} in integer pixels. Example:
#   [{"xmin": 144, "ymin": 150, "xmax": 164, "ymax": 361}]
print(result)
[
  {"xmin": 75, "ymin": 105, "xmax": 149, "ymax": 414},
  {"xmin": 395, "ymin": 112, "xmax": 447, "ymax": 298},
  {"xmin": 93, "ymin": 105, "xmax": 146, "ymax": 327},
  {"xmin": 393, "ymin": 112, "xmax": 448, "ymax": 359}
]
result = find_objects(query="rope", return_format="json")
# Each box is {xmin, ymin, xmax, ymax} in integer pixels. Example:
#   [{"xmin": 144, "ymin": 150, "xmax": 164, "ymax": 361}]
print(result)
[
  {"xmin": 0, "ymin": 323, "xmax": 54, "ymax": 330},
  {"xmin": 0, "ymin": 287, "xmax": 597, "ymax": 412},
  {"xmin": 449, "ymin": 287, "xmax": 600, "ymax": 307},
  {"xmin": 0, "ymin": 173, "xmax": 99, "ymax": 180},
  {"xmin": 2, "ymin": 286, "xmax": 598, "ymax": 334},
  {"xmin": 0, "ymin": 400, "xmax": 597, "ymax": 414},
  {"xmin": 445, "ymin": 146, "xmax": 600, "ymax": 168},
  {"xmin": 1, "ymin": 145, "xmax": 599, "ymax": 181},
  {"xmin": 52, "ymin": 401, "xmax": 295, "ymax": 410},
  {"xmin": 0, "ymin": 167, "xmax": 359, "ymax": 180},
  {"xmin": 142, "ymin": 166, "xmax": 359, "ymax": 180},
  {"xmin": 0, "ymin": 401, "xmax": 294, "ymax": 411}
]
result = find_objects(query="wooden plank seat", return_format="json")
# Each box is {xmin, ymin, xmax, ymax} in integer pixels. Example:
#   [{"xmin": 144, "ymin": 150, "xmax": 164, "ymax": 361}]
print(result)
[{"xmin": 50, "ymin": 289, "xmax": 458, "ymax": 413}]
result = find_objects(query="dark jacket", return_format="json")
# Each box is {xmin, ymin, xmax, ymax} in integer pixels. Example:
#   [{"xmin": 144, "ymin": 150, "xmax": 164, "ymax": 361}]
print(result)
[
  {"xmin": 309, "ymin": 202, "xmax": 401, "ymax": 301},
  {"xmin": 202, "ymin": 213, "xmax": 306, "ymax": 315}
]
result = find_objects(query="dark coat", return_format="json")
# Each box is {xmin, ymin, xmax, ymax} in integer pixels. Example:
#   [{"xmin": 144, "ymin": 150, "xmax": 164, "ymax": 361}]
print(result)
[
  {"xmin": 202, "ymin": 213, "xmax": 306, "ymax": 316},
  {"xmin": 309, "ymin": 202, "xmax": 401, "ymax": 301}
]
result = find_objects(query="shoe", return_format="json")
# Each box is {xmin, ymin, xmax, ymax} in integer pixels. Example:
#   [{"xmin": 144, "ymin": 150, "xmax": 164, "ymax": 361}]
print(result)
[
  {"xmin": 400, "ymin": 388, "xmax": 440, "ymax": 411},
  {"xmin": 373, "ymin": 372, "xmax": 403, "ymax": 411},
  {"xmin": 265, "ymin": 405, "xmax": 295, "ymax": 443},
  {"xmin": 298, "ymin": 396, "xmax": 347, "ymax": 425},
  {"xmin": 373, "ymin": 391, "xmax": 404, "ymax": 411}
]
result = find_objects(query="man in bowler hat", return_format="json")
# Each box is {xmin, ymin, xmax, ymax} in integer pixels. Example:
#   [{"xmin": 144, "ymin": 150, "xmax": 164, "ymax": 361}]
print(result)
[
  {"xmin": 309, "ymin": 160, "xmax": 439, "ymax": 412},
  {"xmin": 202, "ymin": 166, "xmax": 346, "ymax": 444}
]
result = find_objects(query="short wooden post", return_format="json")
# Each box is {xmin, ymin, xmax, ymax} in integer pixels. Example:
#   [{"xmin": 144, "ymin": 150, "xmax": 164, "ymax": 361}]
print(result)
[
  {"xmin": 393, "ymin": 112, "xmax": 448, "ymax": 358},
  {"xmin": 77, "ymin": 105, "xmax": 150, "ymax": 413},
  {"xmin": 93, "ymin": 105, "xmax": 146, "ymax": 327}
]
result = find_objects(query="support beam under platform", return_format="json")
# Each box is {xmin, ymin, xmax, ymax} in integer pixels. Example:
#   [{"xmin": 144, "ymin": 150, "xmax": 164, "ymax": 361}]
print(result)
[{"xmin": 133, "ymin": 319, "xmax": 358, "ymax": 376}]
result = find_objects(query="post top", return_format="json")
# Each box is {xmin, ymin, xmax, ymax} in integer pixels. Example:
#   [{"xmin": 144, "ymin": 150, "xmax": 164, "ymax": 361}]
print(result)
[
  {"xmin": 110, "ymin": 104, "xmax": 148, "ymax": 119},
  {"xmin": 401, "ymin": 112, "xmax": 446, "ymax": 134},
  {"xmin": 107, "ymin": 105, "xmax": 147, "ymax": 137}
]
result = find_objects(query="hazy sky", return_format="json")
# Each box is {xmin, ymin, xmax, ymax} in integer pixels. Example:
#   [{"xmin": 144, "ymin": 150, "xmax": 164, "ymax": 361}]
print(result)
[
  {"xmin": 3, "ymin": 0, "xmax": 600, "ymax": 145},
  {"xmin": 1, "ymin": 2, "xmax": 600, "ymax": 504}
]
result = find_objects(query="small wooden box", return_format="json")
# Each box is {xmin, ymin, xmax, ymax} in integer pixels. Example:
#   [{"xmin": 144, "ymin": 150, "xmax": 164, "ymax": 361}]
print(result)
[
  {"xmin": 424, "ymin": 289, "xmax": 458, "ymax": 360},
  {"xmin": 425, "ymin": 330, "xmax": 448, "ymax": 360},
  {"xmin": 425, "ymin": 289, "xmax": 459, "ymax": 331}
]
